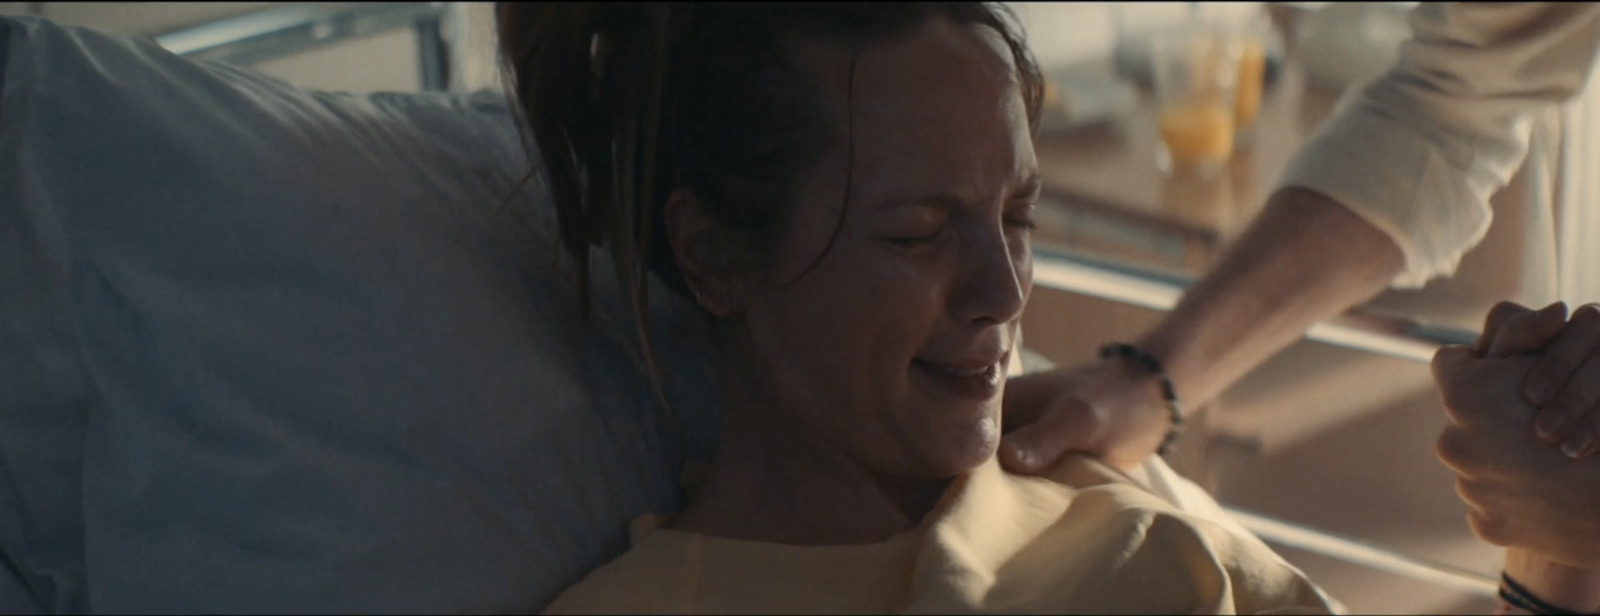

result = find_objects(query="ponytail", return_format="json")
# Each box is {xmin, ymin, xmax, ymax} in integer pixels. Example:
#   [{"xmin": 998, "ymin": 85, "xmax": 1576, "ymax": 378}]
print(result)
[{"xmin": 498, "ymin": 3, "xmax": 684, "ymax": 427}]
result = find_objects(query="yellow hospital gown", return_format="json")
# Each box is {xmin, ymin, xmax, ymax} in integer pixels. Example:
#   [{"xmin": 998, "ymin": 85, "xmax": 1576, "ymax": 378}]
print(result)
[{"xmin": 544, "ymin": 454, "xmax": 1339, "ymax": 614}]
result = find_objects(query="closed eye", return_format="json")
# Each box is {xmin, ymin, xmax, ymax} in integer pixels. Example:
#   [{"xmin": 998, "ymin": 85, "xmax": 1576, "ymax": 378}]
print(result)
[
  {"xmin": 885, "ymin": 229, "xmax": 948, "ymax": 246},
  {"xmin": 1005, "ymin": 201, "xmax": 1038, "ymax": 233}
]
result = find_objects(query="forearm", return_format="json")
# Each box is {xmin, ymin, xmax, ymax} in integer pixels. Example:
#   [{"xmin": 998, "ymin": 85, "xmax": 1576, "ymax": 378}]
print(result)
[
  {"xmin": 1504, "ymin": 548, "xmax": 1600, "ymax": 613},
  {"xmin": 1134, "ymin": 187, "xmax": 1404, "ymax": 409},
  {"xmin": 1130, "ymin": 2, "xmax": 1600, "ymax": 410}
]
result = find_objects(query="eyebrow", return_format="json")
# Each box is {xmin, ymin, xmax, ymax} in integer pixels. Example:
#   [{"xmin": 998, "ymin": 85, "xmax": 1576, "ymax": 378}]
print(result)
[{"xmin": 879, "ymin": 172, "xmax": 1043, "ymax": 212}]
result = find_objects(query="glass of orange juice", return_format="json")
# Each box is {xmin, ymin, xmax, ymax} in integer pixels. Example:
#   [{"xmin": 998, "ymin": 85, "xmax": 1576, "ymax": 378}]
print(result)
[
  {"xmin": 1150, "ymin": 27, "xmax": 1243, "ymax": 178},
  {"xmin": 1228, "ymin": 10, "xmax": 1272, "ymax": 149}
]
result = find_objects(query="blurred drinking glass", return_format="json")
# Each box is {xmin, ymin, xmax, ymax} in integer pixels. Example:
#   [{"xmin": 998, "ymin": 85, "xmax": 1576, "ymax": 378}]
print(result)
[
  {"xmin": 1150, "ymin": 26, "xmax": 1243, "ymax": 178},
  {"xmin": 1110, "ymin": 3, "xmax": 1194, "ymax": 85},
  {"xmin": 1229, "ymin": 8, "xmax": 1272, "ymax": 149}
]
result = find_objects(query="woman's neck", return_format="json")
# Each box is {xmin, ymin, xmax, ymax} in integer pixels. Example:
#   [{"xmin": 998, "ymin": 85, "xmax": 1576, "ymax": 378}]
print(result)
[{"xmin": 671, "ymin": 394, "xmax": 953, "ymax": 546}]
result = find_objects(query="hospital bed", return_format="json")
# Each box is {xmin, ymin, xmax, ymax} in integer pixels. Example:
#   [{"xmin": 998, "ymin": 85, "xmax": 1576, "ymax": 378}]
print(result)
[{"xmin": 0, "ymin": 3, "xmax": 1498, "ymax": 612}]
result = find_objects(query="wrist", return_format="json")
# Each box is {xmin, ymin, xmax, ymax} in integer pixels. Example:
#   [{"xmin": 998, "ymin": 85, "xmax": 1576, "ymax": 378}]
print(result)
[
  {"xmin": 1505, "ymin": 548, "xmax": 1600, "ymax": 613},
  {"xmin": 1096, "ymin": 352, "xmax": 1168, "ymax": 415},
  {"xmin": 1098, "ymin": 342, "xmax": 1187, "ymax": 456},
  {"xmin": 1131, "ymin": 329, "xmax": 1180, "ymax": 394}
]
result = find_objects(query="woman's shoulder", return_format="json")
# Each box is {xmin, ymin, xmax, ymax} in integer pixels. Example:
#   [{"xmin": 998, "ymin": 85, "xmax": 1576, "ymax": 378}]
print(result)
[
  {"xmin": 1023, "ymin": 457, "xmax": 1317, "ymax": 573},
  {"xmin": 982, "ymin": 455, "xmax": 1343, "ymax": 614},
  {"xmin": 542, "ymin": 517, "xmax": 697, "ymax": 615}
]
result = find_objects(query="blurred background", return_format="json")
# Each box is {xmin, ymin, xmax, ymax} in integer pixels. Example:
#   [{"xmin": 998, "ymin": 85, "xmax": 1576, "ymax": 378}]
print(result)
[
  {"xmin": 7, "ymin": 2, "xmax": 1600, "ymax": 613},
  {"xmin": 0, "ymin": 2, "xmax": 502, "ymax": 92}
]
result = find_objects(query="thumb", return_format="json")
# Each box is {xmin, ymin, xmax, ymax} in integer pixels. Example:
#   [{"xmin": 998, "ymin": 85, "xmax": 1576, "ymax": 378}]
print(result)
[{"xmin": 999, "ymin": 397, "xmax": 1100, "ymax": 475}]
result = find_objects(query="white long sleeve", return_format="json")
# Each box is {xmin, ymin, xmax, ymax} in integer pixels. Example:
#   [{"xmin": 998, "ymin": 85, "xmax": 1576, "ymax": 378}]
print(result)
[{"xmin": 1278, "ymin": 2, "xmax": 1600, "ymax": 288}]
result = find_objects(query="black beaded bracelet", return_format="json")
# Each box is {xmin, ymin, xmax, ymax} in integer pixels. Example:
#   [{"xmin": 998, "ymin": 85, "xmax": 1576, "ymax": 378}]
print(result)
[
  {"xmin": 1099, "ymin": 342, "xmax": 1186, "ymax": 457},
  {"xmin": 1500, "ymin": 572, "xmax": 1584, "ymax": 616}
]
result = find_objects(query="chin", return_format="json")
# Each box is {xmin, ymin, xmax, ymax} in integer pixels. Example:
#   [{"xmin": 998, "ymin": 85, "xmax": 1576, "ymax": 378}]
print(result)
[{"xmin": 918, "ymin": 413, "xmax": 1002, "ymax": 478}]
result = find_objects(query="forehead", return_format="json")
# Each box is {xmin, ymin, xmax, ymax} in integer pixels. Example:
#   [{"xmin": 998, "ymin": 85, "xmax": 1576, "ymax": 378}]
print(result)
[{"xmin": 802, "ymin": 18, "xmax": 1035, "ymax": 207}]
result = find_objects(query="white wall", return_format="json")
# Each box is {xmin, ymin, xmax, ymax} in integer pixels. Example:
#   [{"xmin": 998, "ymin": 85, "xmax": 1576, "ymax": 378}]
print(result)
[
  {"xmin": 1007, "ymin": 2, "xmax": 1116, "ymax": 68},
  {"xmin": 452, "ymin": 2, "xmax": 502, "ymax": 92},
  {"xmin": 1008, "ymin": 2, "xmax": 1263, "ymax": 69},
  {"xmin": 252, "ymin": 27, "xmax": 423, "ymax": 93}
]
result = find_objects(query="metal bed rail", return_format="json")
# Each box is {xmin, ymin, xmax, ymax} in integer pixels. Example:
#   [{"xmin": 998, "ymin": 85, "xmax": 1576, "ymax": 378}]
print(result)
[
  {"xmin": 153, "ymin": 2, "xmax": 453, "ymax": 91},
  {"xmin": 1229, "ymin": 508, "xmax": 1498, "ymax": 596},
  {"xmin": 1032, "ymin": 246, "xmax": 1476, "ymax": 363}
]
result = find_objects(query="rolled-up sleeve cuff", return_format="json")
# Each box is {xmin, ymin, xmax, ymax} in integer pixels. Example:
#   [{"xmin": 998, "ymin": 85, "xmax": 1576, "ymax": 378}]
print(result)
[{"xmin": 1275, "ymin": 103, "xmax": 1497, "ymax": 289}]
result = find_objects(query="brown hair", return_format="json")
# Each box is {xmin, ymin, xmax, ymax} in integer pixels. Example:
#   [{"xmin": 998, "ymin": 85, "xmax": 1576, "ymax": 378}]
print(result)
[{"xmin": 496, "ymin": 2, "xmax": 1043, "ymax": 408}]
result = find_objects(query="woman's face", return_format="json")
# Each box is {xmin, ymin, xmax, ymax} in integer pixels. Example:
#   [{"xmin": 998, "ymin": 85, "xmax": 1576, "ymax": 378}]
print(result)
[{"xmin": 730, "ymin": 17, "xmax": 1039, "ymax": 480}]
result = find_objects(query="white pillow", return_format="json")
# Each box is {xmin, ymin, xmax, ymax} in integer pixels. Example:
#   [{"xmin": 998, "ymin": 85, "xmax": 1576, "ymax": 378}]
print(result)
[{"xmin": 0, "ymin": 15, "xmax": 717, "ymax": 613}]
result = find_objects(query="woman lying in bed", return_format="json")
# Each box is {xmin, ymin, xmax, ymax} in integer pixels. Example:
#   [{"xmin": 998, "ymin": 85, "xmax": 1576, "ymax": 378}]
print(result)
[{"xmin": 495, "ymin": 3, "xmax": 1572, "ymax": 613}]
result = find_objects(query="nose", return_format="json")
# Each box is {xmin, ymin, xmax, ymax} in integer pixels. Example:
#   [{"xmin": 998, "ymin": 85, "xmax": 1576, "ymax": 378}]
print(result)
[{"xmin": 948, "ymin": 223, "xmax": 1030, "ymax": 329}]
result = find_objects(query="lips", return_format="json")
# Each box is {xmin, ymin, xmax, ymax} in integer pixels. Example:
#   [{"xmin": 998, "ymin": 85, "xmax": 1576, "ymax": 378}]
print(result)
[{"xmin": 913, "ymin": 354, "xmax": 1007, "ymax": 402}]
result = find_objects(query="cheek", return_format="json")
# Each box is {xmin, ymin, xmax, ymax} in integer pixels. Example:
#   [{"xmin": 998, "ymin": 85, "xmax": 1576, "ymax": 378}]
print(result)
[
  {"xmin": 864, "ymin": 248, "xmax": 950, "ymax": 301},
  {"xmin": 1015, "ymin": 241, "xmax": 1034, "ymax": 300},
  {"xmin": 803, "ymin": 247, "xmax": 946, "ymax": 351},
  {"xmin": 746, "ymin": 245, "xmax": 948, "ymax": 381}
]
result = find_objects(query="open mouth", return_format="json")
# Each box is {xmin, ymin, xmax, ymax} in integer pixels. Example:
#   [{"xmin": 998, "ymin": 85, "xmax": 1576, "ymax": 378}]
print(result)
[{"xmin": 912, "ymin": 356, "xmax": 1005, "ymax": 402}]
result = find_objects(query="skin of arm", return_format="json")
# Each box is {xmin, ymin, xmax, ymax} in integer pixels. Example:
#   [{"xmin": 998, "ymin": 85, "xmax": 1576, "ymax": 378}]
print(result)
[
  {"xmin": 1503, "ymin": 549, "xmax": 1600, "ymax": 614},
  {"xmin": 1002, "ymin": 188, "xmax": 1402, "ymax": 472},
  {"xmin": 1133, "ymin": 188, "xmax": 1403, "ymax": 409},
  {"xmin": 1002, "ymin": 2, "xmax": 1600, "ymax": 474}
]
